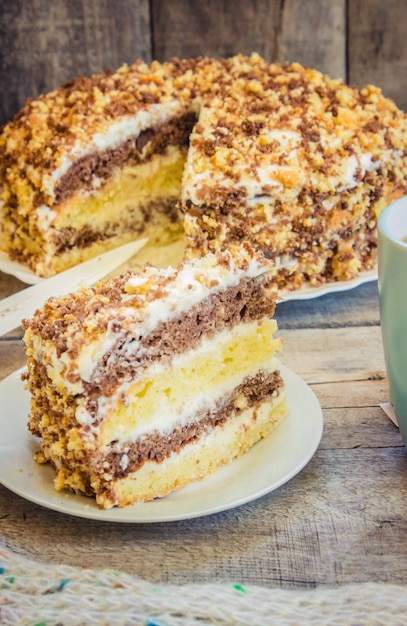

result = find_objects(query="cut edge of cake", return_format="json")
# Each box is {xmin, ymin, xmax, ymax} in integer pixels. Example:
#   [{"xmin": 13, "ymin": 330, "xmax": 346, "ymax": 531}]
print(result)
[{"xmin": 22, "ymin": 244, "xmax": 289, "ymax": 509}]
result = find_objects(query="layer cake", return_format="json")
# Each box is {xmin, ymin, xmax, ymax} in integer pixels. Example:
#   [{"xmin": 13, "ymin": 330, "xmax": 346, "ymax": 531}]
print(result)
[{"xmin": 1, "ymin": 54, "xmax": 406, "ymax": 290}]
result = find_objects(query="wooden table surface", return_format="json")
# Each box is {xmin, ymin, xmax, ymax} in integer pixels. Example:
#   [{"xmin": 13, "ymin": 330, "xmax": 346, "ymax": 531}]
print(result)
[{"xmin": 0, "ymin": 269, "xmax": 406, "ymax": 589}]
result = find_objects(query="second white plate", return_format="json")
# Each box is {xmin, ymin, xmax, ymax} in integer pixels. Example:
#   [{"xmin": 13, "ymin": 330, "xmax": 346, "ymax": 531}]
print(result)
[
  {"xmin": 279, "ymin": 268, "xmax": 377, "ymax": 301},
  {"xmin": 0, "ymin": 364, "xmax": 323, "ymax": 523},
  {"xmin": 0, "ymin": 251, "xmax": 43, "ymax": 284}
]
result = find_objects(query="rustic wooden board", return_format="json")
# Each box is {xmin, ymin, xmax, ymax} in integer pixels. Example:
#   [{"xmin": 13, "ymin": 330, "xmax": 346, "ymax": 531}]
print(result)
[
  {"xmin": 1, "ymin": 318, "xmax": 405, "ymax": 589},
  {"xmin": 151, "ymin": 0, "xmax": 285, "ymax": 60},
  {"xmin": 276, "ymin": 281, "xmax": 380, "ymax": 330},
  {"xmin": 0, "ymin": 339, "xmax": 26, "ymax": 377},
  {"xmin": 281, "ymin": 325, "xmax": 386, "ymax": 384},
  {"xmin": 151, "ymin": 0, "xmax": 346, "ymax": 78},
  {"xmin": 0, "ymin": 0, "xmax": 151, "ymax": 124},
  {"xmin": 1, "ymin": 447, "xmax": 405, "ymax": 587},
  {"xmin": 348, "ymin": 0, "xmax": 407, "ymax": 110},
  {"xmin": 0, "ymin": 272, "xmax": 27, "ymax": 300},
  {"xmin": 321, "ymin": 406, "xmax": 402, "ymax": 450},
  {"xmin": 278, "ymin": 0, "xmax": 346, "ymax": 77}
]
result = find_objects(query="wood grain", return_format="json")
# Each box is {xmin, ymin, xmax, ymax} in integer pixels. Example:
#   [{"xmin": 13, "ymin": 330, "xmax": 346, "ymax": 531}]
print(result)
[
  {"xmin": 1, "ymin": 291, "xmax": 406, "ymax": 588},
  {"xmin": 1, "ymin": 0, "xmax": 405, "ymax": 124},
  {"xmin": 0, "ymin": 272, "xmax": 27, "ymax": 300},
  {"xmin": 276, "ymin": 281, "xmax": 380, "ymax": 330},
  {"xmin": 0, "ymin": 339, "xmax": 26, "ymax": 379},
  {"xmin": 0, "ymin": 414, "xmax": 405, "ymax": 588},
  {"xmin": 278, "ymin": 0, "xmax": 346, "ymax": 77},
  {"xmin": 280, "ymin": 324, "xmax": 386, "ymax": 383},
  {"xmin": 0, "ymin": 0, "xmax": 151, "ymax": 124},
  {"xmin": 151, "ymin": 0, "xmax": 346, "ymax": 77},
  {"xmin": 151, "ymin": 0, "xmax": 284, "ymax": 60},
  {"xmin": 348, "ymin": 0, "xmax": 407, "ymax": 110}
]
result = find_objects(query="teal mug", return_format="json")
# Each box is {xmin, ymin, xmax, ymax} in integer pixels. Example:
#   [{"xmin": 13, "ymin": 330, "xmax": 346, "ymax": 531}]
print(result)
[{"xmin": 378, "ymin": 196, "xmax": 407, "ymax": 447}]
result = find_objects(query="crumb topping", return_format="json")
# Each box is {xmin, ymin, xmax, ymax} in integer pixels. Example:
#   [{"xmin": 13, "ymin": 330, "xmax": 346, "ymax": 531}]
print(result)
[
  {"xmin": 2, "ymin": 53, "xmax": 406, "ymax": 210},
  {"xmin": 181, "ymin": 56, "xmax": 407, "ymax": 208},
  {"xmin": 0, "ymin": 57, "xmax": 204, "ymax": 208}
]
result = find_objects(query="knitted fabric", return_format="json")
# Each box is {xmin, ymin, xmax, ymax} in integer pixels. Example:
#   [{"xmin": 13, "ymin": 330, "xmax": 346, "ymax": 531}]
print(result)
[{"xmin": 1, "ymin": 542, "xmax": 406, "ymax": 626}]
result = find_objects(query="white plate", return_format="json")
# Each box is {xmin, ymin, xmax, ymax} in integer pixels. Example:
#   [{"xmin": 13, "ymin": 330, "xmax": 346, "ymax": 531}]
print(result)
[
  {"xmin": 0, "ymin": 251, "xmax": 42, "ymax": 284},
  {"xmin": 0, "ymin": 365, "xmax": 323, "ymax": 523},
  {"xmin": 279, "ymin": 268, "xmax": 377, "ymax": 302},
  {"xmin": 0, "ymin": 241, "xmax": 186, "ymax": 286}
]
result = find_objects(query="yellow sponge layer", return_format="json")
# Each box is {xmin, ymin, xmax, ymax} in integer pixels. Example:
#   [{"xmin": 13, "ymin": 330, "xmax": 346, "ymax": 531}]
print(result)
[
  {"xmin": 99, "ymin": 319, "xmax": 281, "ymax": 446},
  {"xmin": 54, "ymin": 146, "xmax": 186, "ymax": 231}
]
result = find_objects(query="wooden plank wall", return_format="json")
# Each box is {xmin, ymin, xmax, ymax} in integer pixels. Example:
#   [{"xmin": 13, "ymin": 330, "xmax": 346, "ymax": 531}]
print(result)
[{"xmin": 0, "ymin": 0, "xmax": 406, "ymax": 126}]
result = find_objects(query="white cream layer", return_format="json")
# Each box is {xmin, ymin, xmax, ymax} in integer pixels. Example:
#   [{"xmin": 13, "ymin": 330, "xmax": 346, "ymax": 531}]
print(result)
[{"xmin": 182, "ymin": 146, "xmax": 391, "ymax": 205}]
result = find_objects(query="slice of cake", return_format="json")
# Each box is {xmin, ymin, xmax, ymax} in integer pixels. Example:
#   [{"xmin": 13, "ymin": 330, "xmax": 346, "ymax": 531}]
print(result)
[{"xmin": 22, "ymin": 246, "xmax": 288, "ymax": 509}]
